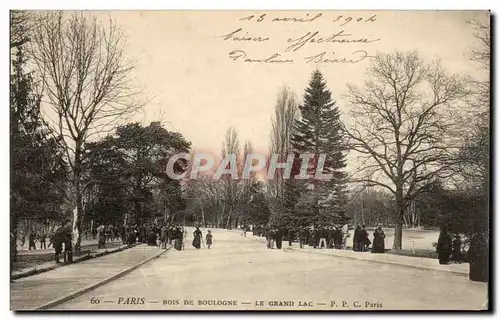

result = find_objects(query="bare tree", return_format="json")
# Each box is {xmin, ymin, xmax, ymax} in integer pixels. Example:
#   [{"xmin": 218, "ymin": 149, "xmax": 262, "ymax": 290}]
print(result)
[
  {"xmin": 468, "ymin": 19, "xmax": 490, "ymax": 71},
  {"xmin": 10, "ymin": 10, "xmax": 36, "ymax": 50},
  {"xmin": 29, "ymin": 12, "xmax": 141, "ymax": 251},
  {"xmin": 220, "ymin": 127, "xmax": 243, "ymax": 228},
  {"xmin": 267, "ymin": 86, "xmax": 298, "ymax": 213},
  {"xmin": 456, "ymin": 19, "xmax": 490, "ymax": 188},
  {"xmin": 344, "ymin": 51, "xmax": 468, "ymax": 250},
  {"xmin": 346, "ymin": 188, "xmax": 395, "ymax": 227},
  {"xmin": 242, "ymin": 140, "xmax": 255, "ymax": 193}
]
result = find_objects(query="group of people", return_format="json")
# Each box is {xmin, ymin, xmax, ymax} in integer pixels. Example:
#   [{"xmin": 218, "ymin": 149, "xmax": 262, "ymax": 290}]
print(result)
[
  {"xmin": 262, "ymin": 224, "xmax": 351, "ymax": 250},
  {"xmin": 353, "ymin": 225, "xmax": 386, "ymax": 253},
  {"xmin": 155, "ymin": 225, "xmax": 214, "ymax": 251},
  {"xmin": 436, "ymin": 226, "xmax": 488, "ymax": 282},
  {"xmin": 25, "ymin": 230, "xmax": 48, "ymax": 250},
  {"xmin": 257, "ymin": 224, "xmax": 387, "ymax": 254},
  {"xmin": 18, "ymin": 221, "xmax": 74, "ymax": 263},
  {"xmin": 94, "ymin": 224, "xmax": 122, "ymax": 248},
  {"xmin": 95, "ymin": 223, "xmax": 216, "ymax": 252},
  {"xmin": 20, "ymin": 225, "xmax": 62, "ymax": 251},
  {"xmin": 436, "ymin": 227, "xmax": 467, "ymax": 265},
  {"xmin": 191, "ymin": 227, "xmax": 214, "ymax": 250}
]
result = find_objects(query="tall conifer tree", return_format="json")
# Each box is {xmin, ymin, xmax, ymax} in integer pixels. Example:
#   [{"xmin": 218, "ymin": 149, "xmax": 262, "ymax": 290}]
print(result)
[{"xmin": 287, "ymin": 70, "xmax": 348, "ymax": 224}]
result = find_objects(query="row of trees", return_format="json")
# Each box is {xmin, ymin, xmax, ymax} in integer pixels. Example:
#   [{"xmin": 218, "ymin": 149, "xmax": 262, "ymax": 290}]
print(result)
[
  {"xmin": 10, "ymin": 11, "xmax": 151, "ymax": 256},
  {"xmin": 183, "ymin": 128, "xmax": 270, "ymax": 229},
  {"xmin": 259, "ymin": 19, "xmax": 489, "ymax": 250},
  {"xmin": 189, "ymin": 69, "xmax": 350, "ymax": 232},
  {"xmin": 11, "ymin": 12, "xmax": 68, "ymax": 264},
  {"xmin": 84, "ymin": 122, "xmax": 191, "ymax": 229}
]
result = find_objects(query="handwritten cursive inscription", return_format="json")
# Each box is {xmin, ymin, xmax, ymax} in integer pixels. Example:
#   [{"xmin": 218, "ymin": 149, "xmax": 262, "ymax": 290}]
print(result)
[
  {"xmin": 228, "ymin": 50, "xmax": 293, "ymax": 63},
  {"xmin": 221, "ymin": 28, "xmax": 270, "ymax": 42},
  {"xmin": 286, "ymin": 31, "xmax": 381, "ymax": 52},
  {"xmin": 223, "ymin": 12, "xmax": 383, "ymax": 66},
  {"xmin": 304, "ymin": 50, "xmax": 375, "ymax": 64},
  {"xmin": 238, "ymin": 13, "xmax": 323, "ymax": 23}
]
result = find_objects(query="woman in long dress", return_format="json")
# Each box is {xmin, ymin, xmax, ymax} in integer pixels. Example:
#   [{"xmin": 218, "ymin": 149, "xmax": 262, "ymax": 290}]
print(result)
[
  {"xmin": 192, "ymin": 226, "xmax": 202, "ymax": 249},
  {"xmin": 353, "ymin": 226, "xmax": 361, "ymax": 251},
  {"xmin": 436, "ymin": 227, "xmax": 452, "ymax": 265},
  {"xmin": 468, "ymin": 232, "xmax": 488, "ymax": 282},
  {"xmin": 174, "ymin": 227, "xmax": 183, "ymax": 251},
  {"xmin": 371, "ymin": 226, "xmax": 386, "ymax": 253}
]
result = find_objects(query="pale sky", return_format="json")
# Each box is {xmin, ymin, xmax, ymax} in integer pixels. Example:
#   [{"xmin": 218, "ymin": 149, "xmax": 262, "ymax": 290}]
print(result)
[{"xmin": 95, "ymin": 10, "xmax": 489, "ymax": 156}]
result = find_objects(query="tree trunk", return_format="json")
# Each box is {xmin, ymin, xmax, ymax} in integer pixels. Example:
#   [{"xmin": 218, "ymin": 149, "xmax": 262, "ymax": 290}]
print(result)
[
  {"xmin": 10, "ymin": 203, "xmax": 18, "ymax": 274},
  {"xmin": 200, "ymin": 202, "xmax": 206, "ymax": 227},
  {"xmin": 392, "ymin": 191, "xmax": 404, "ymax": 251},
  {"xmin": 218, "ymin": 206, "xmax": 225, "ymax": 228},
  {"xmin": 72, "ymin": 147, "xmax": 83, "ymax": 253},
  {"xmin": 226, "ymin": 207, "xmax": 232, "ymax": 229},
  {"xmin": 361, "ymin": 200, "xmax": 365, "ymax": 226},
  {"xmin": 72, "ymin": 175, "xmax": 83, "ymax": 252}
]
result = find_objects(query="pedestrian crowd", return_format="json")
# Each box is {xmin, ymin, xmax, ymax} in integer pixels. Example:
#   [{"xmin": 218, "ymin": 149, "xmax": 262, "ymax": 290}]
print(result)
[
  {"xmin": 254, "ymin": 224, "xmax": 387, "ymax": 254},
  {"xmin": 155, "ymin": 224, "xmax": 214, "ymax": 251}
]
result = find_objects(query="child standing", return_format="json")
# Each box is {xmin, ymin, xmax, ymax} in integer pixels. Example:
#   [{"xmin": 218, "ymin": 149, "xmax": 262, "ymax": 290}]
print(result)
[{"xmin": 206, "ymin": 230, "xmax": 213, "ymax": 249}]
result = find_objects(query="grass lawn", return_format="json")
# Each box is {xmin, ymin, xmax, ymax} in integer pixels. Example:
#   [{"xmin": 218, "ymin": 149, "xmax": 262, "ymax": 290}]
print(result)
[{"xmin": 389, "ymin": 248, "xmax": 438, "ymax": 259}]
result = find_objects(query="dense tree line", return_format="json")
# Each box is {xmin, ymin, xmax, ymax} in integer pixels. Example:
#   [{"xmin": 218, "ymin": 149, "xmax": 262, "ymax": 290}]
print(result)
[
  {"xmin": 83, "ymin": 122, "xmax": 191, "ymax": 229},
  {"xmin": 10, "ymin": 11, "xmax": 67, "ymax": 266}
]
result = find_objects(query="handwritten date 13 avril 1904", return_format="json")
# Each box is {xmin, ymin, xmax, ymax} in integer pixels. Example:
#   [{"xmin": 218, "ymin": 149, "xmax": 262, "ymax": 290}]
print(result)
[{"xmin": 238, "ymin": 13, "xmax": 377, "ymax": 26}]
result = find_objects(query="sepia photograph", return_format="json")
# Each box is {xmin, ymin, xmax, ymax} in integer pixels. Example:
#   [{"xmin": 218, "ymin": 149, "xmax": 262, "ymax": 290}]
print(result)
[{"xmin": 9, "ymin": 8, "xmax": 490, "ymax": 311}]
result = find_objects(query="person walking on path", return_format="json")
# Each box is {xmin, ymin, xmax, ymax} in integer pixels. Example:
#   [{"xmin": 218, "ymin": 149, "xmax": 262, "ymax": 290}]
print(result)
[
  {"xmin": 62, "ymin": 220, "xmax": 73, "ymax": 263},
  {"xmin": 174, "ymin": 227, "xmax": 183, "ymax": 251},
  {"xmin": 97, "ymin": 224, "xmax": 106, "ymax": 249},
  {"xmin": 288, "ymin": 228, "xmax": 295, "ymax": 247},
  {"xmin": 353, "ymin": 226, "xmax": 361, "ymax": 251},
  {"xmin": 298, "ymin": 228, "xmax": 307, "ymax": 249},
  {"xmin": 53, "ymin": 225, "xmax": 65, "ymax": 264},
  {"xmin": 28, "ymin": 230, "xmax": 37, "ymax": 251},
  {"xmin": 168, "ymin": 226, "xmax": 174, "ymax": 245},
  {"xmin": 335, "ymin": 226, "xmax": 343, "ymax": 249},
  {"xmin": 192, "ymin": 226, "xmax": 203, "ymax": 249},
  {"xmin": 308, "ymin": 228, "xmax": 314, "ymax": 247},
  {"xmin": 468, "ymin": 231, "xmax": 488, "ymax": 282},
  {"xmin": 265, "ymin": 227, "xmax": 275, "ymax": 249},
  {"xmin": 313, "ymin": 228, "xmax": 321, "ymax": 249},
  {"xmin": 371, "ymin": 226, "xmax": 386, "ymax": 253},
  {"xmin": 275, "ymin": 228, "xmax": 283, "ymax": 249},
  {"xmin": 360, "ymin": 225, "xmax": 371, "ymax": 252},
  {"xmin": 331, "ymin": 227, "xmax": 337, "ymax": 249},
  {"xmin": 318, "ymin": 227, "xmax": 327, "ymax": 249},
  {"xmin": 206, "ymin": 230, "xmax": 213, "ymax": 249},
  {"xmin": 38, "ymin": 231, "xmax": 47, "ymax": 250},
  {"xmin": 436, "ymin": 226, "xmax": 453, "ymax": 265},
  {"xmin": 160, "ymin": 225, "xmax": 168, "ymax": 249},
  {"xmin": 329, "ymin": 227, "xmax": 336, "ymax": 249},
  {"xmin": 452, "ymin": 234, "xmax": 463, "ymax": 263}
]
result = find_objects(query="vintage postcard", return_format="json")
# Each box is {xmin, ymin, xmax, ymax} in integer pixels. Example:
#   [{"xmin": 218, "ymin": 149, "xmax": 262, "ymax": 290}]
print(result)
[{"xmin": 10, "ymin": 10, "xmax": 490, "ymax": 311}]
